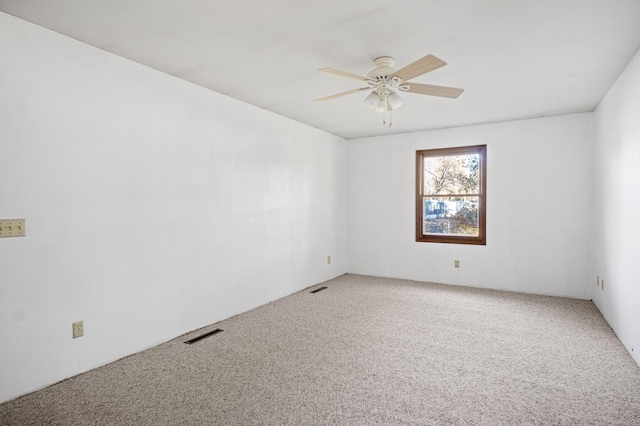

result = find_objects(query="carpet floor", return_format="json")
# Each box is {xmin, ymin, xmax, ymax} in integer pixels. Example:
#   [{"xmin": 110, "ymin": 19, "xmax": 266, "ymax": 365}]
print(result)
[{"xmin": 1, "ymin": 274, "xmax": 639, "ymax": 425}]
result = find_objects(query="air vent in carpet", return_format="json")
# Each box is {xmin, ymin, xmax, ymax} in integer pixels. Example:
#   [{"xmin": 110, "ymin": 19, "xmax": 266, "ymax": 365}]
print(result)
[
  {"xmin": 184, "ymin": 328, "xmax": 223, "ymax": 345},
  {"xmin": 310, "ymin": 286, "xmax": 327, "ymax": 293}
]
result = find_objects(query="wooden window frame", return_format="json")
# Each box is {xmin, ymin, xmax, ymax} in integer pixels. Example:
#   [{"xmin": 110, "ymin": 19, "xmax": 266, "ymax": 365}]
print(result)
[{"xmin": 415, "ymin": 145, "xmax": 486, "ymax": 245}]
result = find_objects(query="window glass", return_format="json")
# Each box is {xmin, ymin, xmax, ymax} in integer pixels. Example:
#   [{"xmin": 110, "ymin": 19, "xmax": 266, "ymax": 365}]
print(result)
[{"xmin": 416, "ymin": 145, "xmax": 486, "ymax": 245}]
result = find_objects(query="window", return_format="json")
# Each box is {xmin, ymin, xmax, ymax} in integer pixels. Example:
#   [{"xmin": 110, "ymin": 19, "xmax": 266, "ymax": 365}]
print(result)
[{"xmin": 416, "ymin": 145, "xmax": 486, "ymax": 245}]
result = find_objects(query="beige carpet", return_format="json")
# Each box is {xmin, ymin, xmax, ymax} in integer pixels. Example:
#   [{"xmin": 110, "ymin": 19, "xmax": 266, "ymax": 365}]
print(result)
[{"xmin": 2, "ymin": 274, "xmax": 639, "ymax": 425}]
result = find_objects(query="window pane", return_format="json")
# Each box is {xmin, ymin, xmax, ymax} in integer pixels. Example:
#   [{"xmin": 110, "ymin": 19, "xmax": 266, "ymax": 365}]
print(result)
[
  {"xmin": 423, "ymin": 154, "xmax": 480, "ymax": 195},
  {"xmin": 422, "ymin": 196, "xmax": 479, "ymax": 236}
]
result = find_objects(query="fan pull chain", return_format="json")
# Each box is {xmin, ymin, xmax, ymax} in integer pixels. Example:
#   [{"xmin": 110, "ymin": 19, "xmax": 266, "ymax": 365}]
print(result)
[
  {"xmin": 382, "ymin": 91, "xmax": 390, "ymax": 127},
  {"xmin": 377, "ymin": 91, "xmax": 394, "ymax": 128},
  {"xmin": 382, "ymin": 107, "xmax": 393, "ymax": 127},
  {"xmin": 381, "ymin": 103, "xmax": 393, "ymax": 128},
  {"xmin": 382, "ymin": 92, "xmax": 387, "ymax": 126}
]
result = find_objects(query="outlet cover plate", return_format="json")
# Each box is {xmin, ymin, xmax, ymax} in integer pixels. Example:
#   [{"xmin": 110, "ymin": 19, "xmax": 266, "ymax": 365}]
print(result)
[{"xmin": 72, "ymin": 321, "xmax": 84, "ymax": 339}]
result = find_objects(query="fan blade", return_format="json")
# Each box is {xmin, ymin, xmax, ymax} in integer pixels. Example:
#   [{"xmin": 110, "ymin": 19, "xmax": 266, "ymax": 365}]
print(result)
[
  {"xmin": 402, "ymin": 82, "xmax": 464, "ymax": 99},
  {"xmin": 390, "ymin": 54, "xmax": 447, "ymax": 81},
  {"xmin": 319, "ymin": 67, "xmax": 369, "ymax": 82},
  {"xmin": 314, "ymin": 87, "xmax": 371, "ymax": 102}
]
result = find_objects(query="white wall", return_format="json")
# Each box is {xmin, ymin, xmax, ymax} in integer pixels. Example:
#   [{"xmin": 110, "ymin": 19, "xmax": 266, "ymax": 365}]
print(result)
[
  {"xmin": 591, "ymin": 48, "xmax": 640, "ymax": 365},
  {"xmin": 348, "ymin": 114, "xmax": 593, "ymax": 299},
  {"xmin": 0, "ymin": 13, "xmax": 348, "ymax": 403}
]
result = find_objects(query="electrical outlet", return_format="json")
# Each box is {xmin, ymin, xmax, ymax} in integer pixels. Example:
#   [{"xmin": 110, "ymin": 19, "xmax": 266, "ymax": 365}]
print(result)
[
  {"xmin": 72, "ymin": 321, "xmax": 84, "ymax": 339},
  {"xmin": 454, "ymin": 260, "xmax": 460, "ymax": 268},
  {"xmin": 327, "ymin": 255, "xmax": 331, "ymax": 264}
]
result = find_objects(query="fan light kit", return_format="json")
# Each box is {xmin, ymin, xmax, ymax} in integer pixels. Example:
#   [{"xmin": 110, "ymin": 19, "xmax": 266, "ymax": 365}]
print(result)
[{"xmin": 314, "ymin": 54, "xmax": 464, "ymax": 128}]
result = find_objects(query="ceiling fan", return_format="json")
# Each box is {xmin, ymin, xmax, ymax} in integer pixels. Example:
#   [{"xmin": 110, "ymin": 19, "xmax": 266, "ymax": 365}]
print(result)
[{"xmin": 314, "ymin": 54, "xmax": 464, "ymax": 127}]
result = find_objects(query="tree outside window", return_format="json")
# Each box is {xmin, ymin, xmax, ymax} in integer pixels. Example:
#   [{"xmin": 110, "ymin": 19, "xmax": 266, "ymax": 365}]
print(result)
[{"xmin": 416, "ymin": 145, "xmax": 486, "ymax": 245}]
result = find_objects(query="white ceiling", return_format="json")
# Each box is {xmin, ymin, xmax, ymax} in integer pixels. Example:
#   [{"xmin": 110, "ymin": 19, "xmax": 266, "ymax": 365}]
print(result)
[{"xmin": 2, "ymin": 0, "xmax": 640, "ymax": 139}]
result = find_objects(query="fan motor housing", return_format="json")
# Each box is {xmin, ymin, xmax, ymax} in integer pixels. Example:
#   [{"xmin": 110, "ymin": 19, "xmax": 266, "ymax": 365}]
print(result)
[{"xmin": 367, "ymin": 56, "xmax": 396, "ymax": 79}]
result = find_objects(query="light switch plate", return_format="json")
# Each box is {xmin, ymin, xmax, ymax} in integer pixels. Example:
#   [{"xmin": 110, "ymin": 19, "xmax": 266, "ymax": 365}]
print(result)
[{"xmin": 0, "ymin": 219, "xmax": 26, "ymax": 238}]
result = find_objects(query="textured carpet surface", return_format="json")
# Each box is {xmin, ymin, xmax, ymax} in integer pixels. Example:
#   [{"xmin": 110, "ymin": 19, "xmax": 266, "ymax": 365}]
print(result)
[{"xmin": 2, "ymin": 274, "xmax": 640, "ymax": 425}]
